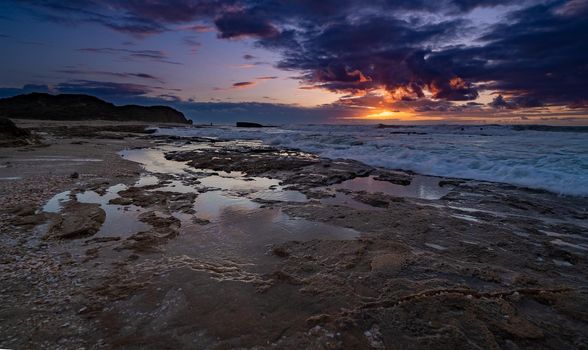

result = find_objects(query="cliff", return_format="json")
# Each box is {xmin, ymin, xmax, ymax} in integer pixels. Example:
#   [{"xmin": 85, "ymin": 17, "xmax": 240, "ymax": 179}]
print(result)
[{"xmin": 0, "ymin": 93, "xmax": 191, "ymax": 124}]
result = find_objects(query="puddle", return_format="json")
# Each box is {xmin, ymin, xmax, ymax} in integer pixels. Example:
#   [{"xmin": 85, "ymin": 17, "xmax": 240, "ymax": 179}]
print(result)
[
  {"xmin": 0, "ymin": 176, "xmax": 22, "ymax": 180},
  {"xmin": 43, "ymin": 184, "xmax": 150, "ymax": 237},
  {"xmin": 135, "ymin": 174, "xmax": 160, "ymax": 187},
  {"xmin": 120, "ymin": 148, "xmax": 190, "ymax": 174},
  {"xmin": 76, "ymin": 184, "xmax": 150, "ymax": 237},
  {"xmin": 76, "ymin": 184, "xmax": 128, "ymax": 203},
  {"xmin": 42, "ymin": 190, "xmax": 71, "ymax": 213},
  {"xmin": 119, "ymin": 146, "xmax": 358, "ymax": 254},
  {"xmin": 40, "ymin": 145, "xmax": 360, "ymax": 271},
  {"xmin": 169, "ymin": 192, "xmax": 360, "ymax": 264},
  {"xmin": 192, "ymin": 191, "xmax": 260, "ymax": 222},
  {"xmin": 198, "ymin": 175, "xmax": 280, "ymax": 191},
  {"xmin": 250, "ymin": 189, "xmax": 308, "ymax": 202},
  {"xmin": 124, "ymin": 147, "xmax": 309, "ymax": 203},
  {"xmin": 331, "ymin": 175, "xmax": 451, "ymax": 200},
  {"xmin": 320, "ymin": 192, "xmax": 384, "ymax": 210}
]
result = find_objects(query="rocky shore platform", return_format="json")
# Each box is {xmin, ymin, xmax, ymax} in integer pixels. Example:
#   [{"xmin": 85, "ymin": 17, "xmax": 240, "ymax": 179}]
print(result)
[{"xmin": 1, "ymin": 120, "xmax": 587, "ymax": 349}]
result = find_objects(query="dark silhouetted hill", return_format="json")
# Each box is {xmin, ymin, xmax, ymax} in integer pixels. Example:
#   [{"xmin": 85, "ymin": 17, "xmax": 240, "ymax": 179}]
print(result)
[{"xmin": 0, "ymin": 93, "xmax": 191, "ymax": 124}]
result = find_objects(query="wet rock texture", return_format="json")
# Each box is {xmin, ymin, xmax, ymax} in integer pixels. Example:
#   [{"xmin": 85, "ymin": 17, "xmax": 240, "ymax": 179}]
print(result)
[
  {"xmin": 0, "ymin": 127, "xmax": 587, "ymax": 349},
  {"xmin": 45, "ymin": 202, "xmax": 105, "ymax": 239},
  {"xmin": 165, "ymin": 145, "xmax": 375, "ymax": 188}
]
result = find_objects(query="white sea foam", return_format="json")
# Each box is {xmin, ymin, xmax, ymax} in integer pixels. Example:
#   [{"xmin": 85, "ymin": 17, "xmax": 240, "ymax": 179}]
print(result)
[{"xmin": 155, "ymin": 124, "xmax": 588, "ymax": 196}]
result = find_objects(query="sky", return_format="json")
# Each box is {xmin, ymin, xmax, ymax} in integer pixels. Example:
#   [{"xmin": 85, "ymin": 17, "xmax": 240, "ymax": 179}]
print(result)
[{"xmin": 0, "ymin": 0, "xmax": 587, "ymax": 124}]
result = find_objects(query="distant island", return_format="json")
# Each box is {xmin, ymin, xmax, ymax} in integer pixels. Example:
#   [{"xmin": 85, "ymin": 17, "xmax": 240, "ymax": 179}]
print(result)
[{"xmin": 0, "ymin": 93, "xmax": 191, "ymax": 124}]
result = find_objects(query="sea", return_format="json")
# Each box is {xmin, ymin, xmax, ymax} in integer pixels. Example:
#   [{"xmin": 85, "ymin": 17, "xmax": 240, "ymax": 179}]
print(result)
[{"xmin": 154, "ymin": 124, "xmax": 588, "ymax": 197}]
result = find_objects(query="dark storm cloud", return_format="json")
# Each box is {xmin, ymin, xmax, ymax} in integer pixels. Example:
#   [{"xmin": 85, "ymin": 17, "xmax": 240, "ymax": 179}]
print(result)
[
  {"xmin": 7, "ymin": 0, "xmax": 517, "ymax": 37},
  {"xmin": 425, "ymin": 1, "xmax": 588, "ymax": 108},
  {"xmin": 266, "ymin": 15, "xmax": 481, "ymax": 102},
  {"xmin": 214, "ymin": 12, "xmax": 279, "ymax": 39},
  {"xmin": 4, "ymin": 0, "xmax": 588, "ymax": 112}
]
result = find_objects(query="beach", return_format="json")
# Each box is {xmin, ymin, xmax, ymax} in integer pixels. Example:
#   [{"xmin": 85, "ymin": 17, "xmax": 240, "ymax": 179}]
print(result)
[{"xmin": 1, "ymin": 120, "xmax": 587, "ymax": 349}]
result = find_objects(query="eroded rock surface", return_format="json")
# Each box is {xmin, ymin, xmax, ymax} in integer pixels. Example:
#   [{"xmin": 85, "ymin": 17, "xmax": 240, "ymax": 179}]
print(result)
[
  {"xmin": 1, "ymin": 128, "xmax": 587, "ymax": 349},
  {"xmin": 46, "ymin": 202, "xmax": 105, "ymax": 239}
]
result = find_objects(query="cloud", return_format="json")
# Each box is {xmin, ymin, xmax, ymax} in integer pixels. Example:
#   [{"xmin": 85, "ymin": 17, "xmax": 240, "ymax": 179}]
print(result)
[
  {"xmin": 214, "ymin": 12, "xmax": 279, "ymax": 39},
  {"xmin": 78, "ymin": 47, "xmax": 181, "ymax": 65},
  {"xmin": 217, "ymin": 76, "xmax": 278, "ymax": 90},
  {"xmin": 166, "ymin": 101, "xmax": 356, "ymax": 124},
  {"xmin": 0, "ymin": 80, "xmax": 177, "ymax": 100},
  {"xmin": 4, "ymin": 0, "xmax": 588, "ymax": 117},
  {"xmin": 427, "ymin": 2, "xmax": 588, "ymax": 109},
  {"xmin": 55, "ymin": 80, "xmax": 154, "ymax": 97},
  {"xmin": 183, "ymin": 36, "xmax": 201, "ymax": 54},
  {"xmin": 0, "ymin": 84, "xmax": 51, "ymax": 98},
  {"xmin": 232, "ymin": 81, "xmax": 256, "ymax": 88},
  {"xmin": 183, "ymin": 24, "xmax": 214, "ymax": 32},
  {"xmin": 56, "ymin": 69, "xmax": 164, "ymax": 83}
]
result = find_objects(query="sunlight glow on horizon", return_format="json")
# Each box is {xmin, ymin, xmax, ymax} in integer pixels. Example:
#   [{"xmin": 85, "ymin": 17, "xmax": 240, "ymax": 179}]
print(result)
[{"xmin": 358, "ymin": 109, "xmax": 421, "ymax": 120}]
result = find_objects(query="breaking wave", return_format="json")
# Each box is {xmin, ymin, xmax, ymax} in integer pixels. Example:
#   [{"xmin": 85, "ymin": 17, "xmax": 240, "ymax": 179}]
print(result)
[{"xmin": 156, "ymin": 124, "xmax": 588, "ymax": 196}]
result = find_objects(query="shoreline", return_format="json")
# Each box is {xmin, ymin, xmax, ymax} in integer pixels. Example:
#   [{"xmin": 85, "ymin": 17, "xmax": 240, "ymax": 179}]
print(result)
[
  {"xmin": 1, "ymin": 121, "xmax": 587, "ymax": 349},
  {"xmin": 152, "ymin": 123, "xmax": 588, "ymax": 197}
]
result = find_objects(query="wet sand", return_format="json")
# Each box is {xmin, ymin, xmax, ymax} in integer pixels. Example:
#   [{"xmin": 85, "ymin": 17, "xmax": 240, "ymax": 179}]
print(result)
[{"xmin": 1, "ymin": 120, "xmax": 587, "ymax": 349}]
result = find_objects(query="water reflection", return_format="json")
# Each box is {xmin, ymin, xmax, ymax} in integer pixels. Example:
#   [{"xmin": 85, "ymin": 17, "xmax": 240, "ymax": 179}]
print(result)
[{"xmin": 332, "ymin": 175, "xmax": 451, "ymax": 200}]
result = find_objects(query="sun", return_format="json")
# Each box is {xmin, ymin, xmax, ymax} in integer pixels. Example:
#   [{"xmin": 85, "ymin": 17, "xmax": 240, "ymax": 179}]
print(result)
[{"xmin": 362, "ymin": 109, "xmax": 416, "ymax": 120}]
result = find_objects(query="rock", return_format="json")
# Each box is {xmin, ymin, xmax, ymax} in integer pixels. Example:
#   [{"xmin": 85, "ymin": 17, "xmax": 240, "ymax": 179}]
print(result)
[
  {"xmin": 119, "ymin": 212, "xmax": 181, "ymax": 252},
  {"xmin": 372, "ymin": 170, "xmax": 412, "ymax": 186},
  {"xmin": 46, "ymin": 202, "xmax": 106, "ymax": 239},
  {"xmin": 192, "ymin": 217, "xmax": 211, "ymax": 225},
  {"xmin": 370, "ymin": 254, "xmax": 407, "ymax": 274},
  {"xmin": 439, "ymin": 179, "xmax": 464, "ymax": 187},
  {"xmin": 13, "ymin": 213, "xmax": 47, "ymax": 227},
  {"xmin": 70, "ymin": 172, "xmax": 79, "ymax": 179},
  {"xmin": 236, "ymin": 122, "xmax": 264, "ymax": 127},
  {"xmin": 353, "ymin": 192, "xmax": 397, "ymax": 208},
  {"xmin": 108, "ymin": 197, "xmax": 134, "ymax": 206},
  {"xmin": 7, "ymin": 203, "xmax": 37, "ymax": 216},
  {"xmin": 0, "ymin": 117, "xmax": 39, "ymax": 147},
  {"xmin": 272, "ymin": 246, "xmax": 290, "ymax": 257},
  {"xmin": 84, "ymin": 236, "xmax": 121, "ymax": 244}
]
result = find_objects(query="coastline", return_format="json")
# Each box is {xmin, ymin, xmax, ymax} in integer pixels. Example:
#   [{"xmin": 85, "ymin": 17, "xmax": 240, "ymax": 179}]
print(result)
[{"xmin": 1, "ymin": 120, "xmax": 587, "ymax": 349}]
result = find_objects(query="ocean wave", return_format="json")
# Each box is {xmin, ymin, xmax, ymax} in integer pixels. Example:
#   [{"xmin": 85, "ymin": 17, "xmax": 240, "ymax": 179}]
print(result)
[{"xmin": 156, "ymin": 125, "xmax": 588, "ymax": 196}]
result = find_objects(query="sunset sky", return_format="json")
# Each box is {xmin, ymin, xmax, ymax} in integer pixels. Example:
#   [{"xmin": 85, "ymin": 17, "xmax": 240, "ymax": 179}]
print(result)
[{"xmin": 1, "ymin": 0, "xmax": 587, "ymax": 124}]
